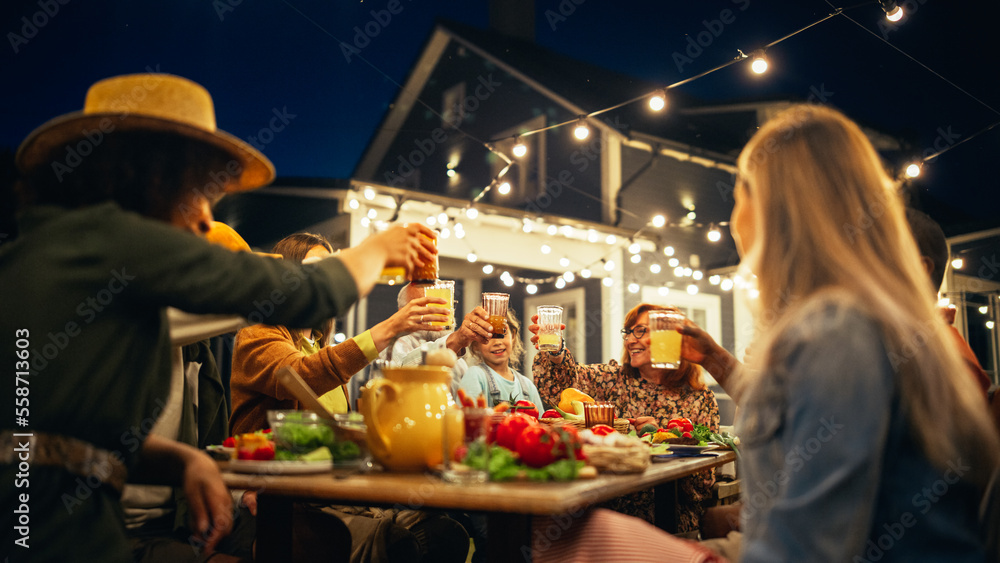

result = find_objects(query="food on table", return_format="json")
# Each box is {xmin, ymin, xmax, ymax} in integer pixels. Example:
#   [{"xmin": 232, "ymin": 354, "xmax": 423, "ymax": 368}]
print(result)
[
  {"xmin": 235, "ymin": 432, "xmax": 275, "ymax": 461},
  {"xmin": 493, "ymin": 401, "xmax": 510, "ymax": 413},
  {"xmin": 510, "ymin": 399, "xmax": 538, "ymax": 419},
  {"xmin": 578, "ymin": 428, "xmax": 649, "ymax": 473},
  {"xmin": 588, "ymin": 424, "xmax": 616, "ymax": 436},
  {"xmin": 516, "ymin": 425, "xmax": 557, "ymax": 467},
  {"xmin": 425, "ymin": 346, "xmax": 457, "ymax": 368},
  {"xmin": 268, "ymin": 411, "xmax": 365, "ymax": 462},
  {"xmin": 557, "ymin": 387, "xmax": 595, "ymax": 413},
  {"xmin": 638, "ymin": 423, "xmax": 659, "ymax": 436},
  {"xmin": 633, "ymin": 417, "xmax": 741, "ymax": 452},
  {"xmin": 551, "ymin": 405, "xmax": 582, "ymax": 421},
  {"xmin": 494, "ymin": 413, "xmax": 537, "ymax": 449},
  {"xmin": 458, "ymin": 421, "xmax": 588, "ymax": 480},
  {"xmin": 540, "ymin": 409, "xmax": 561, "ymax": 419}
]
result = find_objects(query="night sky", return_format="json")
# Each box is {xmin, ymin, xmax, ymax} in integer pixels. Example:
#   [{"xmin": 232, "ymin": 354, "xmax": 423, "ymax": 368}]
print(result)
[{"xmin": 4, "ymin": 0, "xmax": 999, "ymax": 234}]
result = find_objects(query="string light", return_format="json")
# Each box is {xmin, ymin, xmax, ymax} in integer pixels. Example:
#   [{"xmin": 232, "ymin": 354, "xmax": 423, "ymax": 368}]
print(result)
[
  {"xmin": 559, "ymin": 257, "xmax": 571, "ymax": 268},
  {"xmin": 951, "ymin": 257, "xmax": 964, "ymax": 269},
  {"xmin": 482, "ymin": 264, "xmax": 494, "ymax": 274},
  {"xmin": 650, "ymin": 263, "xmax": 661, "ymax": 274},
  {"xmin": 628, "ymin": 241, "xmax": 642, "ymax": 254},
  {"xmin": 547, "ymin": 225, "xmax": 558, "ymax": 236},
  {"xmin": 512, "ymin": 136, "xmax": 527, "ymax": 157},
  {"xmin": 526, "ymin": 284, "xmax": 537, "ymax": 294},
  {"xmin": 628, "ymin": 283, "xmax": 640, "ymax": 294},
  {"xmin": 604, "ymin": 259, "xmax": 615, "ymax": 272},
  {"xmin": 498, "ymin": 181, "xmax": 511, "ymax": 195},
  {"xmin": 904, "ymin": 163, "xmax": 921, "ymax": 178},
  {"xmin": 750, "ymin": 50, "xmax": 769, "ymax": 74},
  {"xmin": 720, "ymin": 278, "xmax": 734, "ymax": 291},
  {"xmin": 602, "ymin": 278, "xmax": 614, "ymax": 287},
  {"xmin": 573, "ymin": 118, "xmax": 590, "ymax": 140},
  {"xmin": 467, "ymin": 252, "xmax": 478, "ymax": 262},
  {"xmin": 363, "ymin": 187, "xmax": 376, "ymax": 200},
  {"xmin": 555, "ymin": 278, "xmax": 566, "ymax": 289},
  {"xmin": 707, "ymin": 225, "xmax": 722, "ymax": 242},
  {"xmin": 879, "ymin": 0, "xmax": 904, "ymax": 21},
  {"xmin": 606, "ymin": 234, "xmax": 617, "ymax": 245},
  {"xmin": 648, "ymin": 90, "xmax": 667, "ymax": 111},
  {"xmin": 580, "ymin": 268, "xmax": 592, "ymax": 278},
  {"xmin": 663, "ymin": 246, "xmax": 674, "ymax": 257},
  {"xmin": 687, "ymin": 284, "xmax": 700, "ymax": 295},
  {"xmin": 541, "ymin": 244, "xmax": 552, "ymax": 254},
  {"xmin": 446, "ymin": 169, "xmax": 457, "ymax": 178},
  {"xmin": 630, "ymin": 254, "xmax": 642, "ymax": 264},
  {"xmin": 465, "ymin": 207, "xmax": 478, "ymax": 219},
  {"xmin": 979, "ymin": 306, "xmax": 989, "ymax": 315},
  {"xmin": 652, "ymin": 214, "xmax": 667, "ymax": 228},
  {"xmin": 668, "ymin": 258, "xmax": 680, "ymax": 267},
  {"xmin": 348, "ymin": 198, "xmax": 360, "ymax": 210},
  {"xmin": 988, "ymin": 321, "xmax": 995, "ymax": 330},
  {"xmin": 563, "ymin": 272, "xmax": 575, "ymax": 283}
]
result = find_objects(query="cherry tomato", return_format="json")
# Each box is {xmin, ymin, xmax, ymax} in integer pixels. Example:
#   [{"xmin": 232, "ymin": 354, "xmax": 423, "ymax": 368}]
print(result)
[
  {"xmin": 222, "ymin": 436, "xmax": 236, "ymax": 448},
  {"xmin": 540, "ymin": 409, "xmax": 561, "ymax": 419},
  {"xmin": 512, "ymin": 400, "xmax": 539, "ymax": 419},
  {"xmin": 495, "ymin": 413, "xmax": 536, "ymax": 450}
]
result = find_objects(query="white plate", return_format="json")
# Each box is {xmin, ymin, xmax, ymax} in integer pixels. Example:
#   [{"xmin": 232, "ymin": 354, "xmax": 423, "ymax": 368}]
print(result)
[{"xmin": 227, "ymin": 459, "xmax": 332, "ymax": 475}]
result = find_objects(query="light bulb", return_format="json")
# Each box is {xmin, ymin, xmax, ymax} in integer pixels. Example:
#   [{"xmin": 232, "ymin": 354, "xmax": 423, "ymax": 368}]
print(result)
[
  {"xmin": 541, "ymin": 244, "xmax": 551, "ymax": 254},
  {"xmin": 512, "ymin": 139, "xmax": 527, "ymax": 158},
  {"xmin": 580, "ymin": 268, "xmax": 592, "ymax": 278},
  {"xmin": 563, "ymin": 272, "xmax": 575, "ymax": 283},
  {"xmin": 363, "ymin": 187, "xmax": 376, "ymax": 200},
  {"xmin": 559, "ymin": 257, "xmax": 570, "ymax": 268},
  {"xmin": 707, "ymin": 227, "xmax": 722, "ymax": 242},
  {"xmin": 522, "ymin": 221, "xmax": 532, "ymax": 233},
  {"xmin": 555, "ymin": 278, "xmax": 566, "ymax": 289},
  {"xmin": 628, "ymin": 242, "xmax": 641, "ymax": 254},
  {"xmin": 348, "ymin": 198, "xmax": 360, "ymax": 210},
  {"xmin": 604, "ymin": 260, "xmax": 615, "ymax": 272},
  {"xmin": 503, "ymin": 277, "xmax": 514, "ymax": 287},
  {"xmin": 602, "ymin": 277, "xmax": 613, "ymax": 287},
  {"xmin": 693, "ymin": 271, "xmax": 703, "ymax": 281},
  {"xmin": 987, "ymin": 321, "xmax": 995, "ymax": 330},
  {"xmin": 547, "ymin": 225, "xmax": 558, "ymax": 236},
  {"xmin": 687, "ymin": 284, "xmax": 699, "ymax": 295},
  {"xmin": 886, "ymin": 5, "xmax": 903, "ymax": 21},
  {"xmin": 526, "ymin": 284, "xmax": 537, "ymax": 294},
  {"xmin": 668, "ymin": 258, "xmax": 680, "ymax": 267},
  {"xmin": 630, "ymin": 254, "xmax": 641, "ymax": 264},
  {"xmin": 467, "ymin": 253, "xmax": 478, "ymax": 263},
  {"xmin": 979, "ymin": 306, "xmax": 989, "ymax": 315},
  {"xmin": 648, "ymin": 93, "xmax": 666, "ymax": 111},
  {"xmin": 482, "ymin": 264, "xmax": 494, "ymax": 274},
  {"xmin": 438, "ymin": 212, "xmax": 448, "ymax": 224},
  {"xmin": 674, "ymin": 266, "xmax": 684, "ymax": 277},
  {"xmin": 439, "ymin": 228, "xmax": 450, "ymax": 239},
  {"xmin": 465, "ymin": 207, "xmax": 478, "ymax": 219},
  {"xmin": 709, "ymin": 275, "xmax": 721, "ymax": 285},
  {"xmin": 628, "ymin": 283, "xmax": 640, "ymax": 294},
  {"xmin": 367, "ymin": 209, "xmax": 378, "ymax": 219},
  {"xmin": 360, "ymin": 217, "xmax": 370, "ymax": 228},
  {"xmin": 658, "ymin": 286, "xmax": 670, "ymax": 297},
  {"xmin": 751, "ymin": 52, "xmax": 768, "ymax": 74},
  {"xmin": 498, "ymin": 182, "xmax": 511, "ymax": 195},
  {"xmin": 720, "ymin": 278, "xmax": 734, "ymax": 291},
  {"xmin": 905, "ymin": 163, "xmax": 921, "ymax": 178},
  {"xmin": 663, "ymin": 246, "xmax": 675, "ymax": 256},
  {"xmin": 574, "ymin": 120, "xmax": 590, "ymax": 140},
  {"xmin": 426, "ymin": 215, "xmax": 437, "ymax": 226},
  {"xmin": 652, "ymin": 215, "xmax": 666, "ymax": 228},
  {"xmin": 587, "ymin": 229, "xmax": 599, "ymax": 243},
  {"xmin": 606, "ymin": 234, "xmax": 616, "ymax": 245},
  {"xmin": 446, "ymin": 169, "xmax": 457, "ymax": 178},
  {"xmin": 951, "ymin": 258, "xmax": 964, "ymax": 269},
  {"xmin": 334, "ymin": 332, "xmax": 347, "ymax": 343},
  {"xmin": 650, "ymin": 264, "xmax": 661, "ymax": 274}
]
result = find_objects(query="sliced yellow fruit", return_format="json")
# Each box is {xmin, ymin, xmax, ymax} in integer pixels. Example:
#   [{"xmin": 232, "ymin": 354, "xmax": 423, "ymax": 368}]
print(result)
[{"xmin": 558, "ymin": 388, "xmax": 595, "ymax": 413}]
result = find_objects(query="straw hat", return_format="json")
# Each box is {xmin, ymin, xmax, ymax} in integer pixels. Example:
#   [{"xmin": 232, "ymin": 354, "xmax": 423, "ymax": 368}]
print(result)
[
  {"xmin": 16, "ymin": 73, "xmax": 275, "ymax": 192},
  {"xmin": 205, "ymin": 221, "xmax": 252, "ymax": 252}
]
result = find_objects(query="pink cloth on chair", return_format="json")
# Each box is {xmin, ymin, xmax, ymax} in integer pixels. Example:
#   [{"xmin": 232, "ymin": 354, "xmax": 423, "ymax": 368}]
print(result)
[{"xmin": 532, "ymin": 508, "xmax": 728, "ymax": 563}]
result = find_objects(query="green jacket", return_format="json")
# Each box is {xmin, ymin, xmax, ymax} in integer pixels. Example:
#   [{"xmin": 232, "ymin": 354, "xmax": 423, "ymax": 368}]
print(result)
[{"xmin": 1, "ymin": 202, "xmax": 359, "ymax": 562}]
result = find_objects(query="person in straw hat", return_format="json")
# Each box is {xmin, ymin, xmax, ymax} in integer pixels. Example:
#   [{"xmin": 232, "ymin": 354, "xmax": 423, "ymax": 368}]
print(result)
[{"xmin": 1, "ymin": 73, "xmax": 436, "ymax": 562}]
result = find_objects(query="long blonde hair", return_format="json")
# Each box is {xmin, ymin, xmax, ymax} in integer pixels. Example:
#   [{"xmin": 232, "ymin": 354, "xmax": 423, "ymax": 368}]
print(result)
[{"xmin": 736, "ymin": 104, "xmax": 998, "ymax": 484}]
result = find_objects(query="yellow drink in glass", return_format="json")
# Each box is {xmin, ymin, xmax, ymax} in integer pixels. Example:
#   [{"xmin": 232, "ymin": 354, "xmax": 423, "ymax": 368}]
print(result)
[
  {"xmin": 650, "ymin": 329, "xmax": 682, "ymax": 369},
  {"xmin": 538, "ymin": 333, "xmax": 562, "ymax": 351},
  {"xmin": 424, "ymin": 283, "xmax": 454, "ymax": 329}
]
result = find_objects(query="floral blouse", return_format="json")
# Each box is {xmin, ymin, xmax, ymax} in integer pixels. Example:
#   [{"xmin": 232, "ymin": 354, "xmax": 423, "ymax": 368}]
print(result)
[{"xmin": 533, "ymin": 349, "xmax": 720, "ymax": 532}]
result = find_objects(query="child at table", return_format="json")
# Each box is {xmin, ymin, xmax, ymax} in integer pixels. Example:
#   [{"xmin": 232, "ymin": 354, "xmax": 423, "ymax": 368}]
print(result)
[{"xmin": 459, "ymin": 308, "xmax": 544, "ymax": 409}]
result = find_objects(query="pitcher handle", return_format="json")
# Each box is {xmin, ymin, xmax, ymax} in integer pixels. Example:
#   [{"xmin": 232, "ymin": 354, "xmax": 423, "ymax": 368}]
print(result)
[{"xmin": 360, "ymin": 378, "xmax": 398, "ymax": 463}]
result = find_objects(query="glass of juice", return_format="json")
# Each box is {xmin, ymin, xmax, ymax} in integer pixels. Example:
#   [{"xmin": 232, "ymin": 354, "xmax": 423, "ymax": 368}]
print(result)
[
  {"xmin": 410, "ymin": 232, "xmax": 438, "ymax": 283},
  {"xmin": 648, "ymin": 310, "xmax": 685, "ymax": 369},
  {"xmin": 536, "ymin": 305, "xmax": 563, "ymax": 352},
  {"xmin": 481, "ymin": 293, "xmax": 510, "ymax": 338},
  {"xmin": 424, "ymin": 280, "xmax": 455, "ymax": 329}
]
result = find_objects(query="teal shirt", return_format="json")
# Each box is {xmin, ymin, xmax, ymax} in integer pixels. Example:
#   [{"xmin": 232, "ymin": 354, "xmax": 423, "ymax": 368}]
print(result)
[
  {"xmin": 1, "ymin": 203, "xmax": 360, "ymax": 562},
  {"xmin": 459, "ymin": 364, "xmax": 544, "ymax": 409}
]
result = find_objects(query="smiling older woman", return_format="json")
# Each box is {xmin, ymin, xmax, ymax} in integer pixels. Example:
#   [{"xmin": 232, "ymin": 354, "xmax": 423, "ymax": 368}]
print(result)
[{"xmin": 531, "ymin": 303, "xmax": 720, "ymax": 533}]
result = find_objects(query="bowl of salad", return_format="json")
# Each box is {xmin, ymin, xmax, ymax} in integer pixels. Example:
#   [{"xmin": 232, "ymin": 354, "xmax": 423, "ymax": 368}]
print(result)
[{"xmin": 267, "ymin": 410, "xmax": 369, "ymax": 467}]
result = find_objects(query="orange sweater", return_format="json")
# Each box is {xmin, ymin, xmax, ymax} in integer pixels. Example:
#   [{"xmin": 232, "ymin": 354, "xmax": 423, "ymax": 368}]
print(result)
[{"xmin": 229, "ymin": 324, "xmax": 369, "ymax": 435}]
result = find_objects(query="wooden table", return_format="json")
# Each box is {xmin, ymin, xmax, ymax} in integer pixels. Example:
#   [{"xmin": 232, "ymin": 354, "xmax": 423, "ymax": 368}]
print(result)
[{"xmin": 223, "ymin": 451, "xmax": 735, "ymax": 562}]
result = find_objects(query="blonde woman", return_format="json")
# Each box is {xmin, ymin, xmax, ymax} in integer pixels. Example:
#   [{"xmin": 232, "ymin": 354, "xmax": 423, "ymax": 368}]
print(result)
[{"xmin": 728, "ymin": 105, "xmax": 999, "ymax": 561}]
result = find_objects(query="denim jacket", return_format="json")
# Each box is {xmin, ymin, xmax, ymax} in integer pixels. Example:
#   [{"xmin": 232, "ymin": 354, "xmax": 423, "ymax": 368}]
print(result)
[{"xmin": 737, "ymin": 299, "xmax": 986, "ymax": 562}]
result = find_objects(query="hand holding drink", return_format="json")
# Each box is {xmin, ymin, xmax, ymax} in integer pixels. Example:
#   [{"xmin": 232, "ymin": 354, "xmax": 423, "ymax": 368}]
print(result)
[
  {"xmin": 649, "ymin": 310, "xmax": 685, "ymax": 369},
  {"xmin": 424, "ymin": 280, "xmax": 455, "ymax": 329}
]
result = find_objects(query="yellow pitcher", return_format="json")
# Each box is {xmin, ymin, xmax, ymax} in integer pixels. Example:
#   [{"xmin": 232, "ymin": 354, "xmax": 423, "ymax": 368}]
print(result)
[{"xmin": 360, "ymin": 366, "xmax": 463, "ymax": 472}]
